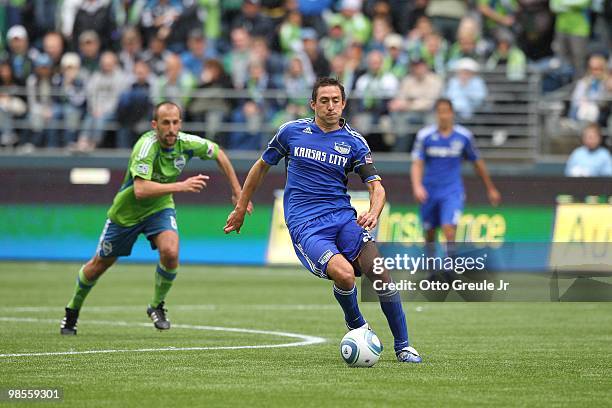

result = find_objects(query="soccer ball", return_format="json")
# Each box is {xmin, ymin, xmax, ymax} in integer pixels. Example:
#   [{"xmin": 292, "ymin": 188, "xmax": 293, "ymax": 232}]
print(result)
[{"xmin": 340, "ymin": 328, "xmax": 382, "ymax": 367}]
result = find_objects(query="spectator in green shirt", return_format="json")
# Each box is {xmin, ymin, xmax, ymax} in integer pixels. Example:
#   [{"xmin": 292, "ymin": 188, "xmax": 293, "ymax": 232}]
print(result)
[
  {"xmin": 332, "ymin": 0, "xmax": 372, "ymax": 45},
  {"xmin": 550, "ymin": 0, "xmax": 592, "ymax": 77},
  {"xmin": 478, "ymin": 0, "xmax": 517, "ymax": 37},
  {"xmin": 485, "ymin": 28, "xmax": 527, "ymax": 80}
]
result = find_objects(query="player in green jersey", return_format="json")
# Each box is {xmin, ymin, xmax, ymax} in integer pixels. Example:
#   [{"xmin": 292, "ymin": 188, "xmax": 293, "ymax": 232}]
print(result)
[{"xmin": 60, "ymin": 101, "xmax": 252, "ymax": 335}]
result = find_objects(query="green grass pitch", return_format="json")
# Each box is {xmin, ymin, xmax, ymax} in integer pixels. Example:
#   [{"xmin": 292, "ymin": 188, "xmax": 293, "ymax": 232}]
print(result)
[{"xmin": 1, "ymin": 261, "xmax": 611, "ymax": 407}]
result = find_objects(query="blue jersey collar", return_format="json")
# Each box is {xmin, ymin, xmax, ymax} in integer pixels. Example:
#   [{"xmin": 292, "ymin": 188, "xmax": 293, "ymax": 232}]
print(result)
[{"xmin": 436, "ymin": 125, "xmax": 454, "ymax": 138}]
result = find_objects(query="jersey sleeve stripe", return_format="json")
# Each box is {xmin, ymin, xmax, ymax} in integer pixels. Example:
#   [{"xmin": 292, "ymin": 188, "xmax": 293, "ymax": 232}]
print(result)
[
  {"xmin": 270, "ymin": 118, "xmax": 313, "ymax": 154},
  {"xmin": 137, "ymin": 136, "xmax": 156, "ymax": 160},
  {"xmin": 411, "ymin": 125, "xmax": 436, "ymax": 160},
  {"xmin": 345, "ymin": 124, "xmax": 370, "ymax": 151},
  {"xmin": 136, "ymin": 138, "xmax": 151, "ymax": 160},
  {"xmin": 178, "ymin": 133, "xmax": 205, "ymax": 143},
  {"xmin": 415, "ymin": 125, "xmax": 436, "ymax": 140},
  {"xmin": 269, "ymin": 130, "xmax": 288, "ymax": 154},
  {"xmin": 268, "ymin": 146, "xmax": 286, "ymax": 156},
  {"xmin": 454, "ymin": 124, "xmax": 475, "ymax": 139},
  {"xmin": 277, "ymin": 118, "xmax": 312, "ymax": 133}
]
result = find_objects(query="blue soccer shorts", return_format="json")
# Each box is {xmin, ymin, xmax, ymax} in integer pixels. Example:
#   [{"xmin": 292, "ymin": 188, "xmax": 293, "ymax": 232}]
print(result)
[
  {"xmin": 96, "ymin": 208, "xmax": 178, "ymax": 258},
  {"xmin": 420, "ymin": 190, "xmax": 465, "ymax": 230},
  {"xmin": 289, "ymin": 209, "xmax": 374, "ymax": 279}
]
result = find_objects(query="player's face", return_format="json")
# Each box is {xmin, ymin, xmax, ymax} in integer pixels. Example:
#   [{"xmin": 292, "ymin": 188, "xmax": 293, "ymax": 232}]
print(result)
[
  {"xmin": 436, "ymin": 102, "xmax": 454, "ymax": 128},
  {"xmin": 311, "ymin": 85, "xmax": 346, "ymax": 129},
  {"xmin": 152, "ymin": 105, "xmax": 182, "ymax": 148}
]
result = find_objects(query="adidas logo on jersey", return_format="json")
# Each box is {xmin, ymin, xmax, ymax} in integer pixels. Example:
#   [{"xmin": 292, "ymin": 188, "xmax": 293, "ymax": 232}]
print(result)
[{"xmin": 302, "ymin": 127, "xmax": 313, "ymax": 134}]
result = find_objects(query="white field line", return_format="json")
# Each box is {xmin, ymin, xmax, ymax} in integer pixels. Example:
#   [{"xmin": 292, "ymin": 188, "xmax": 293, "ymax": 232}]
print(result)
[{"xmin": 0, "ymin": 317, "xmax": 327, "ymax": 358}]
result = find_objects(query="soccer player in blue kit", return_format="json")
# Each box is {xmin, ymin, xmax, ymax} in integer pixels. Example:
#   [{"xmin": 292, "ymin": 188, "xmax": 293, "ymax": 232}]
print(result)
[
  {"xmin": 224, "ymin": 77, "xmax": 421, "ymax": 363},
  {"xmin": 411, "ymin": 98, "xmax": 501, "ymax": 246}
]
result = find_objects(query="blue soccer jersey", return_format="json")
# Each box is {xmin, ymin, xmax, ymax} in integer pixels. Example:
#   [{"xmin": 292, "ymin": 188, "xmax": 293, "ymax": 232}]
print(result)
[
  {"xmin": 411, "ymin": 124, "xmax": 480, "ymax": 194},
  {"xmin": 261, "ymin": 118, "xmax": 381, "ymax": 228}
]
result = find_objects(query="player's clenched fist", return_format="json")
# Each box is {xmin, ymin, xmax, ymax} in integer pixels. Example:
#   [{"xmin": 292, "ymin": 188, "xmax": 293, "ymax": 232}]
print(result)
[
  {"xmin": 412, "ymin": 184, "xmax": 428, "ymax": 204},
  {"xmin": 181, "ymin": 174, "xmax": 209, "ymax": 193},
  {"xmin": 357, "ymin": 211, "xmax": 378, "ymax": 229},
  {"xmin": 224, "ymin": 208, "xmax": 245, "ymax": 234},
  {"xmin": 231, "ymin": 195, "xmax": 254, "ymax": 215},
  {"xmin": 487, "ymin": 187, "xmax": 501, "ymax": 207}
]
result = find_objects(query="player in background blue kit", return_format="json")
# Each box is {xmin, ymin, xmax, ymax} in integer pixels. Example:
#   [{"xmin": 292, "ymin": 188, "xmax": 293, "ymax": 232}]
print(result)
[
  {"xmin": 411, "ymin": 98, "xmax": 501, "ymax": 251},
  {"xmin": 224, "ymin": 77, "xmax": 422, "ymax": 363}
]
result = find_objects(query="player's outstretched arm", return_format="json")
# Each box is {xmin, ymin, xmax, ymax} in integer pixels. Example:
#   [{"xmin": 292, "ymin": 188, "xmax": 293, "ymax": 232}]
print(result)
[
  {"xmin": 473, "ymin": 159, "xmax": 501, "ymax": 206},
  {"xmin": 133, "ymin": 174, "xmax": 209, "ymax": 200},
  {"xmin": 410, "ymin": 159, "xmax": 428, "ymax": 203},
  {"xmin": 224, "ymin": 159, "xmax": 271, "ymax": 234},
  {"xmin": 357, "ymin": 180, "xmax": 386, "ymax": 230},
  {"xmin": 215, "ymin": 148, "xmax": 253, "ymax": 214}
]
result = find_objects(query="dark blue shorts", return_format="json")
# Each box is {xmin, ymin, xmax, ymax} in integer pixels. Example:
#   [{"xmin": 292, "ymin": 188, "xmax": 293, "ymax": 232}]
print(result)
[
  {"xmin": 289, "ymin": 209, "xmax": 374, "ymax": 279},
  {"xmin": 420, "ymin": 190, "xmax": 464, "ymax": 230},
  {"xmin": 96, "ymin": 208, "xmax": 178, "ymax": 258}
]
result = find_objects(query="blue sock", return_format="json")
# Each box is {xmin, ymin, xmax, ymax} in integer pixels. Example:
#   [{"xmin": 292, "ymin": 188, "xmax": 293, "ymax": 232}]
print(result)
[
  {"xmin": 378, "ymin": 288, "xmax": 409, "ymax": 352},
  {"xmin": 333, "ymin": 284, "xmax": 366, "ymax": 329}
]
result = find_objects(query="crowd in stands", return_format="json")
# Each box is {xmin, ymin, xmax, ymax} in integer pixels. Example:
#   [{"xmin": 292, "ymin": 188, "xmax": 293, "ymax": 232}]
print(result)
[{"xmin": 0, "ymin": 0, "xmax": 610, "ymax": 154}]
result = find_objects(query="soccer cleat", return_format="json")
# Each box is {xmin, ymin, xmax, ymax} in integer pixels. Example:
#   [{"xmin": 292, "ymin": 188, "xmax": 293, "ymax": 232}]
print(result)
[
  {"xmin": 147, "ymin": 301, "xmax": 171, "ymax": 330},
  {"xmin": 396, "ymin": 346, "xmax": 422, "ymax": 363},
  {"xmin": 60, "ymin": 307, "xmax": 79, "ymax": 335}
]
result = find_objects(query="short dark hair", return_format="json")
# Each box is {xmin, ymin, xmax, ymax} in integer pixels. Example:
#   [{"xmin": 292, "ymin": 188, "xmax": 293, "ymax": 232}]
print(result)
[
  {"xmin": 153, "ymin": 101, "xmax": 182, "ymax": 121},
  {"xmin": 311, "ymin": 77, "xmax": 346, "ymax": 102},
  {"xmin": 583, "ymin": 122, "xmax": 601, "ymax": 134},
  {"xmin": 434, "ymin": 97, "xmax": 453, "ymax": 111}
]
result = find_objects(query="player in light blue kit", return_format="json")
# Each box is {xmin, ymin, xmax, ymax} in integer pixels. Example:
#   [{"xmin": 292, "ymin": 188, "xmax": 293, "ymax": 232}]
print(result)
[
  {"xmin": 224, "ymin": 77, "xmax": 421, "ymax": 363},
  {"xmin": 411, "ymin": 98, "xmax": 501, "ymax": 247}
]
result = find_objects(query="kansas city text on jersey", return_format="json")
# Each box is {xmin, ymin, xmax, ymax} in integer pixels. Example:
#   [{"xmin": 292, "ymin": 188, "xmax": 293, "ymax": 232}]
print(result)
[{"xmin": 293, "ymin": 146, "xmax": 349, "ymax": 167}]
